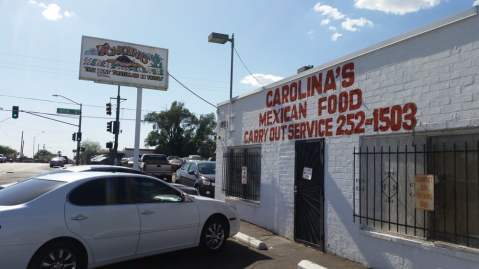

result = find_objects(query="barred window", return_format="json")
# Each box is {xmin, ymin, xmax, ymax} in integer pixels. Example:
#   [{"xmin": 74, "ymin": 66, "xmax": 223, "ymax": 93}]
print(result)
[
  {"xmin": 354, "ymin": 133, "xmax": 479, "ymax": 249},
  {"xmin": 222, "ymin": 147, "xmax": 261, "ymax": 202}
]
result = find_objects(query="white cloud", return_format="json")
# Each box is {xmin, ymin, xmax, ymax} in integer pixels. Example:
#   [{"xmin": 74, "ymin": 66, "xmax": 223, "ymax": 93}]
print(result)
[
  {"xmin": 28, "ymin": 1, "xmax": 73, "ymax": 21},
  {"xmin": 354, "ymin": 0, "xmax": 441, "ymax": 15},
  {"xmin": 320, "ymin": 19, "xmax": 330, "ymax": 26},
  {"xmin": 313, "ymin": 2, "xmax": 373, "ymax": 40},
  {"xmin": 474, "ymin": 0, "xmax": 479, "ymax": 6},
  {"xmin": 314, "ymin": 2, "xmax": 345, "ymax": 20},
  {"xmin": 341, "ymin": 17, "xmax": 373, "ymax": 32},
  {"xmin": 331, "ymin": 32, "xmax": 343, "ymax": 41},
  {"xmin": 307, "ymin": 29, "xmax": 315, "ymax": 39},
  {"xmin": 241, "ymin": 74, "xmax": 284, "ymax": 88}
]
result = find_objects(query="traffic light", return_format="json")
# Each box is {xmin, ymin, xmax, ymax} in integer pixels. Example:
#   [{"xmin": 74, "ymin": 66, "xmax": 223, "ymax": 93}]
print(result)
[
  {"xmin": 76, "ymin": 132, "xmax": 82, "ymax": 141},
  {"xmin": 107, "ymin": 121, "xmax": 113, "ymax": 132},
  {"xmin": 72, "ymin": 133, "xmax": 76, "ymax": 141},
  {"xmin": 106, "ymin": 103, "xmax": 112, "ymax": 115},
  {"xmin": 12, "ymin": 106, "xmax": 19, "ymax": 119},
  {"xmin": 106, "ymin": 142, "xmax": 113, "ymax": 149}
]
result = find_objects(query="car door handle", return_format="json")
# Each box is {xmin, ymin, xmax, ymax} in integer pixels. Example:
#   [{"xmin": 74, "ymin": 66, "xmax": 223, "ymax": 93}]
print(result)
[
  {"xmin": 71, "ymin": 214, "xmax": 88, "ymax": 221},
  {"xmin": 141, "ymin": 210, "xmax": 155, "ymax": 215}
]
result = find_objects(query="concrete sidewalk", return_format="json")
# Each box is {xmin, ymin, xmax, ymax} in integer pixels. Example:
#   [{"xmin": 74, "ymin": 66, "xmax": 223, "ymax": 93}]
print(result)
[{"xmin": 236, "ymin": 221, "xmax": 365, "ymax": 269}]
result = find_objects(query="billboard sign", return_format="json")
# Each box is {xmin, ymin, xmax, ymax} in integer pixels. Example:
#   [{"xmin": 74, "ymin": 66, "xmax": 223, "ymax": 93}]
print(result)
[{"xmin": 79, "ymin": 36, "xmax": 168, "ymax": 90}]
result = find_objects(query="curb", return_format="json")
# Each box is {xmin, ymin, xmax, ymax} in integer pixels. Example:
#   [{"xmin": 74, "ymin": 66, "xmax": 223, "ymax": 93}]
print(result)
[
  {"xmin": 233, "ymin": 232, "xmax": 268, "ymax": 250},
  {"xmin": 297, "ymin": 260, "xmax": 328, "ymax": 269}
]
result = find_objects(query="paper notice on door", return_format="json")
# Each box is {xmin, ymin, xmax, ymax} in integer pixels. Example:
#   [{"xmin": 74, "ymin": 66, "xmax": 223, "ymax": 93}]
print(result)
[
  {"xmin": 303, "ymin": 167, "xmax": 313, "ymax": 180},
  {"xmin": 241, "ymin": 166, "xmax": 247, "ymax": 184}
]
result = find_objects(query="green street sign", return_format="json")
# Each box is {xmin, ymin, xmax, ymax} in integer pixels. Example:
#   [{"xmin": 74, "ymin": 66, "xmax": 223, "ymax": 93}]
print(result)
[{"xmin": 57, "ymin": 108, "xmax": 81, "ymax": 115}]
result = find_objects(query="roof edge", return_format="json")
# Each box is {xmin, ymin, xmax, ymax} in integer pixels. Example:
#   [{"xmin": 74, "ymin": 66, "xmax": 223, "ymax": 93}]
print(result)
[{"xmin": 217, "ymin": 7, "xmax": 478, "ymax": 108}]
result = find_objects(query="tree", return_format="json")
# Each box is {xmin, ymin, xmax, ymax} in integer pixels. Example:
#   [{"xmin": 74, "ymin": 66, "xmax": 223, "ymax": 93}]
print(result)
[
  {"xmin": 193, "ymin": 113, "xmax": 216, "ymax": 158},
  {"xmin": 144, "ymin": 102, "xmax": 217, "ymax": 158},
  {"xmin": 80, "ymin": 140, "xmax": 102, "ymax": 164},
  {"xmin": 0, "ymin": 145, "xmax": 17, "ymax": 159},
  {"xmin": 144, "ymin": 101, "xmax": 197, "ymax": 156},
  {"xmin": 34, "ymin": 149, "xmax": 55, "ymax": 163}
]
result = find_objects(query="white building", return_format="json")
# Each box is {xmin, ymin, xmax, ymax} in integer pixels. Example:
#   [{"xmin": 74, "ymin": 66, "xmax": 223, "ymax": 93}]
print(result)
[{"xmin": 215, "ymin": 7, "xmax": 479, "ymax": 269}]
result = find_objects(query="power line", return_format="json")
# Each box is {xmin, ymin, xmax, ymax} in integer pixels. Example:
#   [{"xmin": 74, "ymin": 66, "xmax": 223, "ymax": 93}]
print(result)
[
  {"xmin": 0, "ymin": 108, "xmax": 144, "ymax": 122},
  {"xmin": 168, "ymin": 72, "xmax": 217, "ymax": 108},
  {"xmin": 0, "ymin": 93, "xmax": 156, "ymax": 112},
  {"xmin": 233, "ymin": 47, "xmax": 263, "ymax": 86}
]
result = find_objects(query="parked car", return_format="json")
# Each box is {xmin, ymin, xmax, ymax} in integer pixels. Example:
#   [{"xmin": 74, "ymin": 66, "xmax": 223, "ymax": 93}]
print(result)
[
  {"xmin": 139, "ymin": 154, "xmax": 174, "ymax": 181},
  {"xmin": 0, "ymin": 172, "xmax": 239, "ymax": 269},
  {"xmin": 90, "ymin": 154, "xmax": 125, "ymax": 165},
  {"xmin": 60, "ymin": 165, "xmax": 199, "ymax": 195},
  {"xmin": 168, "ymin": 156, "xmax": 184, "ymax": 172},
  {"xmin": 0, "ymin": 154, "xmax": 7, "ymax": 163},
  {"xmin": 186, "ymin": 155, "xmax": 202, "ymax": 161},
  {"xmin": 176, "ymin": 161, "xmax": 216, "ymax": 198},
  {"xmin": 49, "ymin": 156, "xmax": 66, "ymax": 167}
]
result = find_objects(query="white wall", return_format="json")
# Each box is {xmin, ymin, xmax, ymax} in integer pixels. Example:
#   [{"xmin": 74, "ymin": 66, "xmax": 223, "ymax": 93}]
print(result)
[{"xmin": 216, "ymin": 9, "xmax": 479, "ymax": 269}]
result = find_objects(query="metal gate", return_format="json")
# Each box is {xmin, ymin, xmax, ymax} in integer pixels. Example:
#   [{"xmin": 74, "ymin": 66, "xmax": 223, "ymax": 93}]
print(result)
[{"xmin": 294, "ymin": 139, "xmax": 325, "ymax": 250}]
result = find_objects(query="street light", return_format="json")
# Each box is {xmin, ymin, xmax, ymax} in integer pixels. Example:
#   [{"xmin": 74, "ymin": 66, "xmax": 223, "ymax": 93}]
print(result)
[
  {"xmin": 52, "ymin": 94, "xmax": 83, "ymax": 165},
  {"xmin": 208, "ymin": 32, "xmax": 235, "ymax": 102},
  {"xmin": 33, "ymin": 130, "xmax": 45, "ymax": 158}
]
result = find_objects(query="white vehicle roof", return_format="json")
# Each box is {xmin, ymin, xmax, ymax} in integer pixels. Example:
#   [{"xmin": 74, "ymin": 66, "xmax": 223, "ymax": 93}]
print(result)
[{"xmin": 36, "ymin": 171, "xmax": 146, "ymax": 183}]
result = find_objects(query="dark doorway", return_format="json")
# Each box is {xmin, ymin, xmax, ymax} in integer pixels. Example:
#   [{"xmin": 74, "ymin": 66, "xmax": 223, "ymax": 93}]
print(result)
[{"xmin": 294, "ymin": 139, "xmax": 325, "ymax": 250}]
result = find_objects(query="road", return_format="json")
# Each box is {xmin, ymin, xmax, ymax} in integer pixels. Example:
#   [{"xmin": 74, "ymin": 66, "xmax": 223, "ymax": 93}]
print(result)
[{"xmin": 0, "ymin": 162, "xmax": 53, "ymax": 185}]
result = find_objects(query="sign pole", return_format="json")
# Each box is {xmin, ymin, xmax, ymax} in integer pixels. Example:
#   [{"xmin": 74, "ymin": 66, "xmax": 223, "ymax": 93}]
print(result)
[{"xmin": 133, "ymin": 87, "xmax": 143, "ymax": 170}]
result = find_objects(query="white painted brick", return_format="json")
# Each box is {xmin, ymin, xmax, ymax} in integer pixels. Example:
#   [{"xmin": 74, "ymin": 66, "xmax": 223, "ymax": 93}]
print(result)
[{"xmin": 216, "ymin": 12, "xmax": 479, "ymax": 269}]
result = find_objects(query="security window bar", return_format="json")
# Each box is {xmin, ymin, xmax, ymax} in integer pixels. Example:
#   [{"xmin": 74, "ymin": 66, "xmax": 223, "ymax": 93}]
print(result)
[
  {"xmin": 353, "ymin": 138, "xmax": 479, "ymax": 249},
  {"xmin": 222, "ymin": 148, "xmax": 261, "ymax": 202}
]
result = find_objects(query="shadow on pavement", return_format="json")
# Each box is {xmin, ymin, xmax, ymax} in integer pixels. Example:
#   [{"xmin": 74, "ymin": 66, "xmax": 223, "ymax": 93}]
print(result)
[{"xmin": 99, "ymin": 240, "xmax": 272, "ymax": 269}]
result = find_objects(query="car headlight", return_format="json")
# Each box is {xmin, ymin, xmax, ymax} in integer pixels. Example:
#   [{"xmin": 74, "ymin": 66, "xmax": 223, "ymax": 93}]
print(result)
[{"xmin": 200, "ymin": 176, "xmax": 212, "ymax": 186}]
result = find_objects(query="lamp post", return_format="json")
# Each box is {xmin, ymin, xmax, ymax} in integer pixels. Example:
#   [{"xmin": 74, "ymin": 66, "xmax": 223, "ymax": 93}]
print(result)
[
  {"xmin": 208, "ymin": 32, "xmax": 235, "ymax": 102},
  {"xmin": 52, "ymin": 94, "xmax": 82, "ymax": 165},
  {"xmin": 32, "ymin": 130, "xmax": 45, "ymax": 158}
]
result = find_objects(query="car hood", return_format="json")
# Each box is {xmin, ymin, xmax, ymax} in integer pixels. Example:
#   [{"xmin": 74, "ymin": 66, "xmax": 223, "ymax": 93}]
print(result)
[
  {"xmin": 200, "ymin": 174, "xmax": 215, "ymax": 181},
  {"xmin": 192, "ymin": 195, "xmax": 237, "ymax": 221}
]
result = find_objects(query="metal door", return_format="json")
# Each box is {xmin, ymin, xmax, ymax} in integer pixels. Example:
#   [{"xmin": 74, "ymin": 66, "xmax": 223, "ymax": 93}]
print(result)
[{"xmin": 294, "ymin": 139, "xmax": 325, "ymax": 250}]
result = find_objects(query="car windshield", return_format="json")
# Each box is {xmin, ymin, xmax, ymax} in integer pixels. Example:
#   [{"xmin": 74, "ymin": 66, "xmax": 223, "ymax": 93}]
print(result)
[
  {"xmin": 198, "ymin": 162, "xmax": 215, "ymax": 174},
  {"xmin": 0, "ymin": 178, "xmax": 65, "ymax": 206}
]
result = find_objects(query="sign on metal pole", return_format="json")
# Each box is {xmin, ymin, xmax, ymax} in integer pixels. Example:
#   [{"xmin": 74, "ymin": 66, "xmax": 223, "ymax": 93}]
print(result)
[
  {"xmin": 57, "ymin": 108, "xmax": 81, "ymax": 115},
  {"xmin": 79, "ymin": 36, "xmax": 168, "ymax": 90},
  {"xmin": 79, "ymin": 36, "xmax": 169, "ymax": 169}
]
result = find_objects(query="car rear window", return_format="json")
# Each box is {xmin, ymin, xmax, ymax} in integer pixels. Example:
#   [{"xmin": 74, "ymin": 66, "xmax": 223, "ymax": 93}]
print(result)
[
  {"xmin": 141, "ymin": 154, "xmax": 168, "ymax": 163},
  {"xmin": 0, "ymin": 179, "xmax": 65, "ymax": 205}
]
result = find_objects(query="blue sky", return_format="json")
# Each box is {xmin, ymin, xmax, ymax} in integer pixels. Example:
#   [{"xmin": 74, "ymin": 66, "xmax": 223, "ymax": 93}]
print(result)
[{"xmin": 0, "ymin": 0, "xmax": 477, "ymax": 158}]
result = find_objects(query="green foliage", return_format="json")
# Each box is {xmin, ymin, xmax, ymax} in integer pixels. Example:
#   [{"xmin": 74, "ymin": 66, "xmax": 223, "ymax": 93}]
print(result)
[
  {"xmin": 34, "ymin": 149, "xmax": 55, "ymax": 162},
  {"xmin": 0, "ymin": 145, "xmax": 17, "ymax": 157},
  {"xmin": 80, "ymin": 140, "xmax": 102, "ymax": 164},
  {"xmin": 144, "ymin": 101, "xmax": 216, "ymax": 158}
]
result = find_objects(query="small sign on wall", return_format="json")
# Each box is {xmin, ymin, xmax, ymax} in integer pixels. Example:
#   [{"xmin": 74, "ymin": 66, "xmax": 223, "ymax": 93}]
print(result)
[
  {"xmin": 415, "ymin": 175, "xmax": 434, "ymax": 211},
  {"xmin": 241, "ymin": 166, "xmax": 248, "ymax": 184},
  {"xmin": 303, "ymin": 167, "xmax": 313, "ymax": 180}
]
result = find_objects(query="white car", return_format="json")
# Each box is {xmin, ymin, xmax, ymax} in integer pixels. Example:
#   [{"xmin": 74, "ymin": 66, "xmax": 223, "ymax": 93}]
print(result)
[{"xmin": 0, "ymin": 172, "xmax": 239, "ymax": 269}]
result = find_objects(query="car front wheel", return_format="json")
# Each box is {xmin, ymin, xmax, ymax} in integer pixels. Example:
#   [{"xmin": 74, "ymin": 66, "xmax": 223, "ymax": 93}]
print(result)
[
  {"xmin": 28, "ymin": 241, "xmax": 85, "ymax": 269},
  {"xmin": 200, "ymin": 217, "xmax": 228, "ymax": 252}
]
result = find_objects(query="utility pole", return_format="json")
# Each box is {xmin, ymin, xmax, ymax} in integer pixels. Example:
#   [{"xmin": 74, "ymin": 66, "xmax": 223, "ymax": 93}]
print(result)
[
  {"xmin": 76, "ymin": 104, "xmax": 82, "ymax": 165},
  {"xmin": 20, "ymin": 131, "xmax": 24, "ymax": 159},
  {"xmin": 113, "ymin": 85, "xmax": 121, "ymax": 165}
]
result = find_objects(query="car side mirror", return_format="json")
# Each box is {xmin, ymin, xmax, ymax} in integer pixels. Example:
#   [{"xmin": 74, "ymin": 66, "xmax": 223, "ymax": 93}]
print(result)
[
  {"xmin": 188, "ymin": 170, "xmax": 195, "ymax": 175},
  {"xmin": 182, "ymin": 192, "xmax": 193, "ymax": 203}
]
